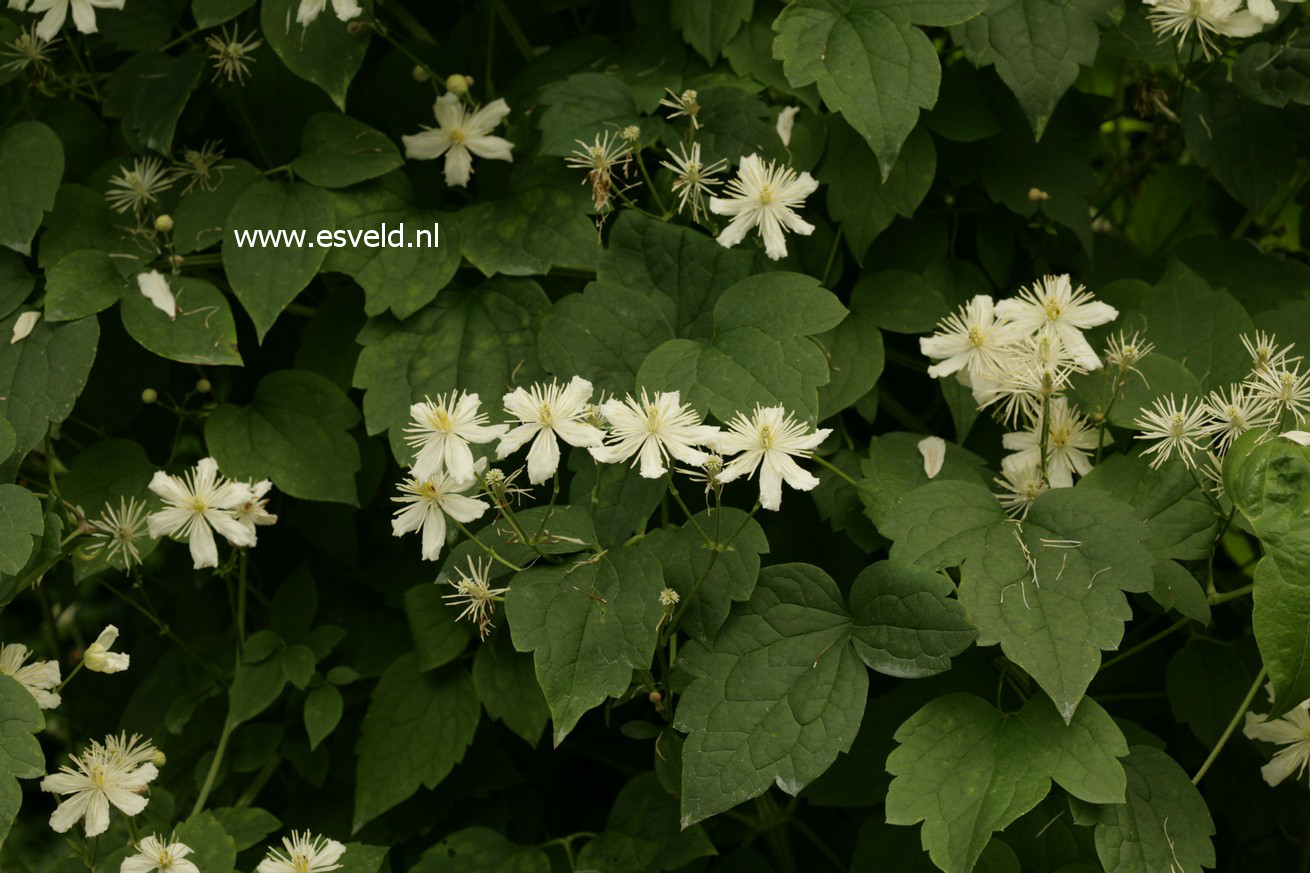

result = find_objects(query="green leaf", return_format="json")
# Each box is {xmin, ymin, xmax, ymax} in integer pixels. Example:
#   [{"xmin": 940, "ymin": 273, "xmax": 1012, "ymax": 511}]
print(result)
[
  {"xmin": 44, "ymin": 251, "xmax": 127, "ymax": 322},
  {"xmin": 404, "ymin": 582, "xmax": 474, "ymax": 671},
  {"xmin": 103, "ymin": 51, "xmax": 205, "ymax": 154},
  {"xmin": 37, "ymin": 185, "xmax": 147, "ymax": 273},
  {"xmin": 412, "ymin": 827, "xmax": 550, "ymax": 873},
  {"xmin": 221, "ymin": 180, "xmax": 334, "ymax": 341},
  {"xmin": 643, "ymin": 506, "xmax": 769, "ymax": 644},
  {"xmin": 0, "ymin": 485, "xmax": 43, "ymax": 574},
  {"xmin": 637, "ymin": 272, "xmax": 847, "ymax": 423},
  {"xmin": 1149, "ymin": 560, "xmax": 1211, "ymax": 625},
  {"xmin": 0, "ymin": 674, "xmax": 45, "ymax": 848},
  {"xmin": 210, "ymin": 806, "xmax": 281, "ymax": 851},
  {"xmin": 816, "ymin": 278, "xmax": 885, "ymax": 418},
  {"xmin": 205, "ymin": 369, "xmax": 361, "ymax": 505},
  {"xmin": 353, "ymin": 654, "xmax": 480, "ymax": 831},
  {"xmin": 879, "ymin": 479, "xmax": 1005, "ymax": 569},
  {"xmin": 886, "ymin": 693, "xmax": 1127, "ymax": 873},
  {"xmin": 671, "ymin": 0, "xmax": 754, "ymax": 62},
  {"xmin": 597, "ymin": 211, "xmax": 753, "ymax": 341},
  {"xmin": 954, "ymin": 0, "xmax": 1113, "ymax": 137},
  {"xmin": 566, "ymin": 451, "xmax": 666, "ymax": 549},
  {"xmin": 575, "ymin": 773, "xmax": 717, "ymax": 873},
  {"xmin": 174, "ymin": 811, "xmax": 238, "ymax": 873},
  {"xmin": 1235, "ymin": 43, "xmax": 1310, "ymax": 108},
  {"xmin": 537, "ymin": 74, "xmax": 653, "ymax": 156},
  {"xmin": 675, "ymin": 563, "xmax": 868, "ymax": 826},
  {"xmin": 459, "ymin": 160, "xmax": 601, "ymax": 277},
  {"xmin": 1166, "ymin": 638, "xmax": 1253, "ymax": 746},
  {"xmin": 0, "ymin": 417, "xmax": 13, "ymax": 466},
  {"xmin": 337, "ymin": 844, "xmax": 389, "ymax": 873},
  {"xmin": 848, "ymin": 560, "xmax": 977, "ymax": 678},
  {"xmin": 0, "ymin": 121, "xmax": 63, "ymax": 255},
  {"xmin": 192, "ymin": 0, "xmax": 258, "ymax": 27},
  {"xmin": 773, "ymin": 0, "xmax": 987, "ymax": 176},
  {"xmin": 229, "ymin": 659, "xmax": 286, "ymax": 726},
  {"xmin": 354, "ymin": 279, "xmax": 550, "ymax": 463},
  {"xmin": 857, "ymin": 270, "xmax": 949, "ymax": 333},
  {"xmin": 172, "ymin": 159, "xmax": 262, "ymax": 255},
  {"xmin": 858, "ymin": 432, "xmax": 989, "ymax": 531},
  {"xmin": 121, "ymin": 276, "xmax": 243, "ymax": 366},
  {"xmin": 537, "ymin": 282, "xmax": 675, "ymax": 398},
  {"xmin": 818, "ymin": 119, "xmax": 936, "ymax": 262},
  {"xmin": 679, "ymin": 88, "xmax": 790, "ymax": 167},
  {"xmin": 1092, "ymin": 746, "xmax": 1215, "ymax": 873},
  {"xmin": 472, "ymin": 631, "xmax": 549, "ymax": 746},
  {"xmin": 261, "ymin": 0, "xmax": 371, "ymax": 110},
  {"xmin": 506, "ymin": 546, "xmax": 665, "ymax": 744},
  {"xmin": 291, "ymin": 113, "xmax": 404, "ymax": 188},
  {"xmin": 1076, "ymin": 452, "xmax": 1217, "ymax": 561},
  {"xmin": 0, "ymin": 250, "xmax": 33, "ymax": 320},
  {"xmin": 61, "ymin": 440, "xmax": 160, "ymax": 578},
  {"xmin": 0, "ymin": 312, "xmax": 98, "ymax": 472},
  {"xmin": 321, "ymin": 174, "xmax": 461, "ymax": 319},
  {"xmin": 304, "ymin": 683, "xmax": 343, "ymax": 750}
]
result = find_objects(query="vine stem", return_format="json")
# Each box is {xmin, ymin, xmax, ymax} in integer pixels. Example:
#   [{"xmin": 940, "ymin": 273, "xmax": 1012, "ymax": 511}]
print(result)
[
  {"xmin": 1192, "ymin": 665, "xmax": 1267, "ymax": 785},
  {"xmin": 451, "ymin": 519, "xmax": 525, "ymax": 572},
  {"xmin": 1098, "ymin": 617, "xmax": 1190, "ymax": 673},
  {"xmin": 191, "ymin": 715, "xmax": 234, "ymax": 817},
  {"xmin": 666, "ymin": 475, "xmax": 711, "ymax": 544}
]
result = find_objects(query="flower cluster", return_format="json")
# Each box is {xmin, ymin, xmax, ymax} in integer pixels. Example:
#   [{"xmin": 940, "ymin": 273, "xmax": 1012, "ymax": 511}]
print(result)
[
  {"xmin": 1143, "ymin": 0, "xmax": 1274, "ymax": 59},
  {"xmin": 41, "ymin": 732, "xmax": 161, "ymax": 836},
  {"xmin": 920, "ymin": 274, "xmax": 1120, "ymax": 516},
  {"xmin": 1134, "ymin": 332, "xmax": 1308, "ymax": 483},
  {"xmin": 146, "ymin": 457, "xmax": 278, "ymax": 569}
]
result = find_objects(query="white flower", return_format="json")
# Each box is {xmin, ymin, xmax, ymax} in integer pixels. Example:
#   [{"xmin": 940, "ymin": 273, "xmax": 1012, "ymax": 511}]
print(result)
[
  {"xmin": 993, "ymin": 275, "xmax": 1118, "ymax": 370},
  {"xmin": 85, "ymin": 496, "xmax": 151, "ymax": 568},
  {"xmin": 146, "ymin": 458, "xmax": 257, "ymax": 569},
  {"xmin": 10, "ymin": 310, "xmax": 40, "ymax": 344},
  {"xmin": 232, "ymin": 479, "xmax": 277, "ymax": 537},
  {"xmin": 1244, "ymin": 688, "xmax": 1310, "ymax": 787},
  {"xmin": 565, "ymin": 131, "xmax": 632, "ymax": 213},
  {"xmin": 205, "ymin": 23, "xmax": 261, "ymax": 85},
  {"xmin": 1203, "ymin": 385, "xmax": 1271, "ymax": 454},
  {"xmin": 391, "ymin": 466, "xmax": 489, "ymax": 562},
  {"xmin": 975, "ymin": 334, "xmax": 1081, "ymax": 427},
  {"xmin": 660, "ymin": 141, "xmax": 726, "ymax": 223},
  {"xmin": 919, "ymin": 295, "xmax": 1027, "ymax": 382},
  {"xmin": 1001, "ymin": 398, "xmax": 1098, "ymax": 488},
  {"xmin": 917, "ymin": 436, "xmax": 946, "ymax": 479},
  {"xmin": 1104, "ymin": 329, "xmax": 1155, "ymax": 373},
  {"xmin": 27, "ymin": 0, "xmax": 124, "ymax": 40},
  {"xmin": 659, "ymin": 587, "xmax": 680, "ymax": 607},
  {"xmin": 442, "ymin": 556, "xmax": 508, "ymax": 640},
  {"xmin": 121, "ymin": 834, "xmax": 198, "ymax": 873},
  {"xmin": 84, "ymin": 625, "xmax": 129, "ymax": 673},
  {"xmin": 497, "ymin": 377, "xmax": 605, "ymax": 484},
  {"xmin": 658, "ymin": 88, "xmax": 701, "ymax": 128},
  {"xmin": 136, "ymin": 271, "xmax": 177, "ymax": 320},
  {"xmin": 1242, "ymin": 331, "xmax": 1301, "ymax": 372},
  {"xmin": 257, "ymin": 831, "xmax": 346, "ymax": 873},
  {"xmin": 776, "ymin": 106, "xmax": 800, "ymax": 147},
  {"xmin": 589, "ymin": 390, "xmax": 719, "ymax": 479},
  {"xmin": 402, "ymin": 93, "xmax": 514, "ymax": 188},
  {"xmin": 1144, "ymin": 0, "xmax": 1263, "ymax": 58},
  {"xmin": 0, "ymin": 24, "xmax": 58, "ymax": 77},
  {"xmin": 994, "ymin": 456, "xmax": 1048, "ymax": 518},
  {"xmin": 710, "ymin": 154, "xmax": 818, "ymax": 261},
  {"xmin": 1134, "ymin": 394, "xmax": 1209, "ymax": 469},
  {"xmin": 1246, "ymin": 363, "xmax": 1310, "ymax": 426},
  {"xmin": 295, "ymin": 0, "xmax": 361, "ymax": 25},
  {"xmin": 404, "ymin": 391, "xmax": 506, "ymax": 481},
  {"xmin": 0, "ymin": 642, "xmax": 61, "ymax": 709},
  {"xmin": 41, "ymin": 733, "xmax": 159, "ymax": 837},
  {"xmin": 713, "ymin": 405, "xmax": 831, "ymax": 511},
  {"xmin": 106, "ymin": 156, "xmax": 172, "ymax": 217}
]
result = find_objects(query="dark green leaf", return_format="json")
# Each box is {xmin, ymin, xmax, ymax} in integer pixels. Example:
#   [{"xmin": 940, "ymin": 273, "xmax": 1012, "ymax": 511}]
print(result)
[
  {"xmin": 292, "ymin": 113, "xmax": 404, "ymax": 188},
  {"xmin": 0, "ymin": 122, "xmax": 63, "ymax": 256},
  {"xmin": 848, "ymin": 560, "xmax": 977, "ymax": 677}
]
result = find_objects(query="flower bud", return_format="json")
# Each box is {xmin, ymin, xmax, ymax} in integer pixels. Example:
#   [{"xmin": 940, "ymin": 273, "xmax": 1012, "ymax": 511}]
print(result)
[
  {"xmin": 141, "ymin": 388, "xmax": 158, "ymax": 404},
  {"xmin": 151, "ymin": 749, "xmax": 167, "ymax": 767},
  {"xmin": 648, "ymin": 690, "xmax": 662, "ymax": 704},
  {"xmin": 195, "ymin": 378, "xmax": 212, "ymax": 394},
  {"xmin": 412, "ymin": 64, "xmax": 431, "ymax": 82},
  {"xmin": 1027, "ymin": 187, "xmax": 1051, "ymax": 203},
  {"xmin": 84, "ymin": 625, "xmax": 130, "ymax": 673},
  {"xmin": 153, "ymin": 214, "xmax": 174, "ymax": 233},
  {"xmin": 445, "ymin": 73, "xmax": 469, "ymax": 94}
]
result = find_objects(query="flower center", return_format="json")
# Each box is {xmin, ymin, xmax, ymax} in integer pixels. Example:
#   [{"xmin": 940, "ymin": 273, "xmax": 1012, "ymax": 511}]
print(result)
[
  {"xmin": 428, "ymin": 407, "xmax": 453, "ymax": 432},
  {"xmin": 90, "ymin": 766, "xmax": 108, "ymax": 789},
  {"xmin": 1044, "ymin": 300, "xmax": 1062, "ymax": 319},
  {"xmin": 968, "ymin": 326, "xmax": 985, "ymax": 348},
  {"xmin": 645, "ymin": 404, "xmax": 662, "ymax": 430},
  {"xmin": 186, "ymin": 496, "xmax": 207, "ymax": 514},
  {"xmin": 450, "ymin": 128, "xmax": 467, "ymax": 145},
  {"xmin": 758, "ymin": 185, "xmax": 774, "ymax": 204},
  {"xmin": 538, "ymin": 403, "xmax": 554, "ymax": 425},
  {"xmin": 292, "ymin": 853, "xmax": 312, "ymax": 873},
  {"xmin": 759, "ymin": 425, "xmax": 775, "ymax": 449},
  {"xmin": 158, "ymin": 852, "xmax": 173, "ymax": 869}
]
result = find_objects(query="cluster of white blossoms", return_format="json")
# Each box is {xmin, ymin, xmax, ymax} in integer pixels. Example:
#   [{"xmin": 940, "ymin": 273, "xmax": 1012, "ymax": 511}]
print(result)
[
  {"xmin": 920, "ymin": 274, "xmax": 1120, "ymax": 516},
  {"xmin": 392, "ymin": 378, "xmax": 829, "ymax": 564},
  {"xmin": 1143, "ymin": 0, "xmax": 1302, "ymax": 59},
  {"xmin": 1, "ymin": 625, "xmax": 128, "ymax": 713},
  {"xmin": 1134, "ymin": 332, "xmax": 1310, "ymax": 484},
  {"xmin": 146, "ymin": 457, "xmax": 278, "ymax": 569},
  {"xmin": 8, "ymin": 0, "xmax": 125, "ymax": 42},
  {"xmin": 41, "ymin": 732, "xmax": 160, "ymax": 836}
]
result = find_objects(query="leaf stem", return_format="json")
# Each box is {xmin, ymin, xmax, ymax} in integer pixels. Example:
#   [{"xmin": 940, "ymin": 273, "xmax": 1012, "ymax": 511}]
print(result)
[
  {"xmin": 451, "ymin": 518, "xmax": 525, "ymax": 572},
  {"xmin": 1098, "ymin": 616, "xmax": 1191, "ymax": 672},
  {"xmin": 1192, "ymin": 665, "xmax": 1267, "ymax": 785},
  {"xmin": 1209, "ymin": 582, "xmax": 1253, "ymax": 605},
  {"xmin": 191, "ymin": 715, "xmax": 234, "ymax": 817}
]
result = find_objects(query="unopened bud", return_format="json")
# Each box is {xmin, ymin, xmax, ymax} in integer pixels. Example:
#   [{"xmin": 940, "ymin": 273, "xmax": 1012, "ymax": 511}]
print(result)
[
  {"xmin": 648, "ymin": 690, "xmax": 662, "ymax": 704},
  {"xmin": 445, "ymin": 73, "xmax": 469, "ymax": 94},
  {"xmin": 141, "ymin": 388, "xmax": 158, "ymax": 404},
  {"xmin": 1027, "ymin": 187, "xmax": 1051, "ymax": 203},
  {"xmin": 195, "ymin": 378, "xmax": 212, "ymax": 394},
  {"xmin": 151, "ymin": 750, "xmax": 167, "ymax": 767},
  {"xmin": 154, "ymin": 214, "xmax": 174, "ymax": 233},
  {"xmin": 412, "ymin": 65, "xmax": 431, "ymax": 82}
]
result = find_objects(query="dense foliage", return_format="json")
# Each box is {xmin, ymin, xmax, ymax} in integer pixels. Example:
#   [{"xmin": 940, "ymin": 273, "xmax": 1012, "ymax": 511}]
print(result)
[{"xmin": 2, "ymin": 0, "xmax": 1310, "ymax": 871}]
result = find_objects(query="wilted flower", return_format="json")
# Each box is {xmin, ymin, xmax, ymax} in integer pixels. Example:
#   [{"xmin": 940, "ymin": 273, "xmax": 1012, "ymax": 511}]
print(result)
[
  {"xmin": 402, "ymin": 93, "xmax": 514, "ymax": 188},
  {"xmin": 660, "ymin": 141, "xmax": 726, "ymax": 223},
  {"xmin": 0, "ymin": 642, "xmax": 61, "ymax": 709},
  {"xmin": 84, "ymin": 625, "xmax": 130, "ymax": 673},
  {"xmin": 1242, "ymin": 331, "xmax": 1301, "ymax": 372},
  {"xmin": 658, "ymin": 88, "xmax": 702, "ymax": 128},
  {"xmin": 442, "ymin": 556, "xmax": 508, "ymax": 639},
  {"xmin": 710, "ymin": 154, "xmax": 818, "ymax": 260},
  {"xmin": 713, "ymin": 405, "xmax": 831, "ymax": 511},
  {"xmin": 565, "ymin": 130, "xmax": 632, "ymax": 213},
  {"xmin": 205, "ymin": 23, "xmax": 261, "ymax": 85},
  {"xmin": 106, "ymin": 157, "xmax": 172, "ymax": 217},
  {"xmin": 171, "ymin": 141, "xmax": 230, "ymax": 195},
  {"xmin": 1246, "ymin": 363, "xmax": 1310, "ymax": 426},
  {"xmin": 85, "ymin": 496, "xmax": 150, "ymax": 569},
  {"xmin": 0, "ymin": 25, "xmax": 58, "ymax": 76}
]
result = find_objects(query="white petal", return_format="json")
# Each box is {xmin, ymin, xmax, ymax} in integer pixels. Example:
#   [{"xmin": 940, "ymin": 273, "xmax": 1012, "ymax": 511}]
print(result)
[
  {"xmin": 443, "ymin": 145, "xmax": 473, "ymax": 188},
  {"xmin": 525, "ymin": 429, "xmax": 560, "ymax": 484},
  {"xmin": 918, "ymin": 436, "xmax": 946, "ymax": 478},
  {"xmin": 187, "ymin": 521, "xmax": 219, "ymax": 569},
  {"xmin": 402, "ymin": 129, "xmax": 452, "ymax": 161},
  {"xmin": 136, "ymin": 270, "xmax": 177, "ymax": 319},
  {"xmin": 10, "ymin": 311, "xmax": 39, "ymax": 344}
]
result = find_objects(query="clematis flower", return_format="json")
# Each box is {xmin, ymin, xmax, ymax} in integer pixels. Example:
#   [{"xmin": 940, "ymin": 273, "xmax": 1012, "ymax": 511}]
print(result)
[
  {"xmin": 1134, "ymin": 395, "xmax": 1209, "ymax": 469},
  {"xmin": 1244, "ymin": 688, "xmax": 1310, "ymax": 787},
  {"xmin": 258, "ymin": 831, "xmax": 346, "ymax": 873},
  {"xmin": 993, "ymin": 275, "xmax": 1118, "ymax": 370},
  {"xmin": 994, "ymin": 456, "xmax": 1047, "ymax": 518},
  {"xmin": 589, "ymin": 390, "xmax": 720, "ymax": 479},
  {"xmin": 1143, "ymin": 0, "xmax": 1263, "ymax": 58},
  {"xmin": 404, "ymin": 391, "xmax": 506, "ymax": 481},
  {"xmin": 295, "ymin": 0, "xmax": 361, "ymax": 25},
  {"xmin": 442, "ymin": 556, "xmax": 508, "ymax": 640},
  {"xmin": 121, "ymin": 834, "xmax": 198, "ymax": 873},
  {"xmin": 41, "ymin": 734, "xmax": 160, "ymax": 837},
  {"xmin": 146, "ymin": 458, "xmax": 256, "ymax": 569},
  {"xmin": 390, "ymin": 464, "xmax": 489, "ymax": 562},
  {"xmin": 497, "ymin": 377, "xmax": 605, "ymax": 484},
  {"xmin": 1001, "ymin": 398, "xmax": 1097, "ymax": 488},
  {"xmin": 712, "ymin": 405, "xmax": 830, "ymax": 511},
  {"xmin": 85, "ymin": 496, "xmax": 151, "ymax": 569},
  {"xmin": 26, "ymin": 0, "xmax": 123, "ymax": 40},
  {"xmin": 106, "ymin": 157, "xmax": 172, "ymax": 217},
  {"xmin": 660, "ymin": 141, "xmax": 726, "ymax": 223},
  {"xmin": 709, "ymin": 154, "xmax": 819, "ymax": 260},
  {"xmin": 920, "ymin": 295, "xmax": 1026, "ymax": 384},
  {"xmin": 0, "ymin": 642, "xmax": 61, "ymax": 709},
  {"xmin": 84, "ymin": 625, "xmax": 129, "ymax": 674},
  {"xmin": 402, "ymin": 93, "xmax": 514, "ymax": 188}
]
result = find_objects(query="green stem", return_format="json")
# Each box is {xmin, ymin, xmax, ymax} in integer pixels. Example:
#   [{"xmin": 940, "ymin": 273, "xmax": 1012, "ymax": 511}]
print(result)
[
  {"xmin": 533, "ymin": 473, "xmax": 560, "ymax": 541},
  {"xmin": 235, "ymin": 753, "xmax": 281, "ymax": 808},
  {"xmin": 491, "ymin": 0, "xmax": 534, "ymax": 60},
  {"xmin": 1192, "ymin": 665, "xmax": 1267, "ymax": 785},
  {"xmin": 634, "ymin": 149, "xmax": 669, "ymax": 216},
  {"xmin": 192, "ymin": 715, "xmax": 234, "ymax": 817},
  {"xmin": 1209, "ymin": 582, "xmax": 1254, "ymax": 605},
  {"xmin": 1098, "ymin": 617, "xmax": 1191, "ymax": 672},
  {"xmin": 1037, "ymin": 392, "xmax": 1052, "ymax": 486},
  {"xmin": 666, "ymin": 476, "xmax": 711, "ymax": 544},
  {"xmin": 665, "ymin": 503, "xmax": 760, "ymax": 634},
  {"xmin": 820, "ymin": 227, "xmax": 844, "ymax": 287},
  {"xmin": 54, "ymin": 661, "xmax": 84, "ymax": 694},
  {"xmin": 451, "ymin": 519, "xmax": 525, "ymax": 572}
]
